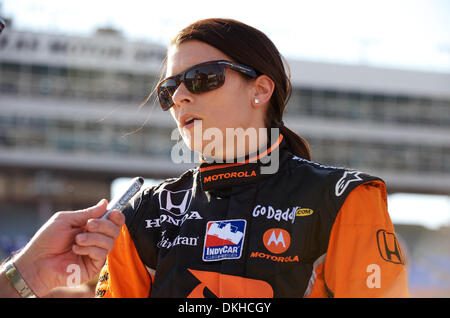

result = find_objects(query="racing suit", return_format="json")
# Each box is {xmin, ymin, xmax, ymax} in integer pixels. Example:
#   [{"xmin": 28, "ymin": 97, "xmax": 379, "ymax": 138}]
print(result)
[{"xmin": 95, "ymin": 134, "xmax": 409, "ymax": 298}]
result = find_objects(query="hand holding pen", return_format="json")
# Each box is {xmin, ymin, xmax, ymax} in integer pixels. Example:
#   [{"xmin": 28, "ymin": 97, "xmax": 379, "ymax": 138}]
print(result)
[
  {"xmin": 0, "ymin": 176, "xmax": 144, "ymax": 297},
  {"xmin": 0, "ymin": 199, "xmax": 124, "ymax": 297}
]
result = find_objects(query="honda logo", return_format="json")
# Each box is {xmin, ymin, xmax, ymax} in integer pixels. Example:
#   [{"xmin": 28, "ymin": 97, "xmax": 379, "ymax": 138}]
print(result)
[
  {"xmin": 159, "ymin": 188, "xmax": 193, "ymax": 216},
  {"xmin": 376, "ymin": 229, "xmax": 405, "ymax": 264}
]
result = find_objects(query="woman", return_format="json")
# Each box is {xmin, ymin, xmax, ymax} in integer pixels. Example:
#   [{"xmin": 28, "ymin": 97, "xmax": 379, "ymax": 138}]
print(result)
[{"xmin": 95, "ymin": 18, "xmax": 409, "ymax": 298}]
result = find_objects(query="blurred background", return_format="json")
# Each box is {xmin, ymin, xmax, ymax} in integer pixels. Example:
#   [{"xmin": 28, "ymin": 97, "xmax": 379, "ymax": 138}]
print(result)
[{"xmin": 0, "ymin": 0, "xmax": 449, "ymax": 297}]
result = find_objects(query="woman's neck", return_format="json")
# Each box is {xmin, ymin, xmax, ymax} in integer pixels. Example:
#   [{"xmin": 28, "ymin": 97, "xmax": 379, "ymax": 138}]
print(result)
[{"xmin": 201, "ymin": 127, "xmax": 269, "ymax": 163}]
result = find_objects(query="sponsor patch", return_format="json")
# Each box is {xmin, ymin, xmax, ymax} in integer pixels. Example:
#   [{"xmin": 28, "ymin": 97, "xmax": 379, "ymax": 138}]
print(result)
[
  {"xmin": 202, "ymin": 219, "xmax": 246, "ymax": 262},
  {"xmin": 200, "ymin": 163, "xmax": 263, "ymax": 191},
  {"xmin": 263, "ymin": 228, "xmax": 291, "ymax": 254},
  {"xmin": 187, "ymin": 269, "xmax": 273, "ymax": 298},
  {"xmin": 203, "ymin": 170, "xmax": 257, "ymax": 184},
  {"xmin": 250, "ymin": 251, "xmax": 300, "ymax": 263},
  {"xmin": 157, "ymin": 230, "xmax": 199, "ymax": 249},
  {"xmin": 376, "ymin": 229, "xmax": 405, "ymax": 264},
  {"xmin": 159, "ymin": 188, "xmax": 193, "ymax": 216},
  {"xmin": 251, "ymin": 228, "xmax": 299, "ymax": 263},
  {"xmin": 252, "ymin": 205, "xmax": 298, "ymax": 224},
  {"xmin": 145, "ymin": 211, "xmax": 203, "ymax": 228},
  {"xmin": 335, "ymin": 171, "xmax": 363, "ymax": 196},
  {"xmin": 296, "ymin": 208, "xmax": 314, "ymax": 217}
]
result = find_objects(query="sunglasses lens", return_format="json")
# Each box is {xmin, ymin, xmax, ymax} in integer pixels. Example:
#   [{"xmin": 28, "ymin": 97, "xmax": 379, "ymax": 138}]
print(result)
[
  {"xmin": 157, "ymin": 63, "xmax": 227, "ymax": 110},
  {"xmin": 184, "ymin": 64, "xmax": 225, "ymax": 93},
  {"xmin": 158, "ymin": 78, "xmax": 178, "ymax": 110}
]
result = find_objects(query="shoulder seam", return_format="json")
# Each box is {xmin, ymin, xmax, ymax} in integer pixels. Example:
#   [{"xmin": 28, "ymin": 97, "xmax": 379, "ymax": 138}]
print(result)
[{"xmin": 289, "ymin": 155, "xmax": 348, "ymax": 173}]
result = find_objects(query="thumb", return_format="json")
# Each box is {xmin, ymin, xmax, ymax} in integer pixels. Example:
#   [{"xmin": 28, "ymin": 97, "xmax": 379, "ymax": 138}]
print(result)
[{"xmin": 67, "ymin": 199, "xmax": 108, "ymax": 227}]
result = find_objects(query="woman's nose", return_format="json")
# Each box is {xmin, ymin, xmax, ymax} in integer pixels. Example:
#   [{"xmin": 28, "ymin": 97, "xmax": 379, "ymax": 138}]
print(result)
[{"xmin": 171, "ymin": 82, "xmax": 193, "ymax": 107}]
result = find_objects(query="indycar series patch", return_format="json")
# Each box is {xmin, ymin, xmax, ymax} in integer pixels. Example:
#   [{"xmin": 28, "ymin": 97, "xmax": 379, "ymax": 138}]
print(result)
[{"xmin": 202, "ymin": 219, "xmax": 247, "ymax": 262}]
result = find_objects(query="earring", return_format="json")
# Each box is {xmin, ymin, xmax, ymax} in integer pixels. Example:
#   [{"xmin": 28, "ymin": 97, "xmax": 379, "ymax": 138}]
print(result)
[{"xmin": 254, "ymin": 98, "xmax": 260, "ymax": 104}]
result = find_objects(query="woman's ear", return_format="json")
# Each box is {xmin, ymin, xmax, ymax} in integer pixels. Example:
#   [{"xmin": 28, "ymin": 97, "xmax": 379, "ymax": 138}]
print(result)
[{"xmin": 251, "ymin": 75, "xmax": 275, "ymax": 107}]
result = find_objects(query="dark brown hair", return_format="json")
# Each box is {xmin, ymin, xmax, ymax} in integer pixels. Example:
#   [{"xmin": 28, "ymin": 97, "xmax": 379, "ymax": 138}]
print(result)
[{"xmin": 170, "ymin": 18, "xmax": 311, "ymax": 160}]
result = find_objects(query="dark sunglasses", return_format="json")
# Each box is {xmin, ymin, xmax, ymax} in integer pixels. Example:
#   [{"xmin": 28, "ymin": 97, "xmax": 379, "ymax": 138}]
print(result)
[{"xmin": 157, "ymin": 60, "xmax": 259, "ymax": 111}]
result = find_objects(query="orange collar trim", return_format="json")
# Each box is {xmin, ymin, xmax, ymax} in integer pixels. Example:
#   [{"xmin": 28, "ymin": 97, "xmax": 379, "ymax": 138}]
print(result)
[{"xmin": 199, "ymin": 134, "xmax": 284, "ymax": 173}]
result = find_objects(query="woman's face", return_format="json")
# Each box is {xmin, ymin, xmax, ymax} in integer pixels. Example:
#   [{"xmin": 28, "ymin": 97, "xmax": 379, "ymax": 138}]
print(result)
[{"xmin": 166, "ymin": 40, "xmax": 266, "ymax": 160}]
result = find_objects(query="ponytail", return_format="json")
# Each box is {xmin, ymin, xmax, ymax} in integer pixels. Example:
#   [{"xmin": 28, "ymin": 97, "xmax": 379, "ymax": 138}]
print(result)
[{"xmin": 280, "ymin": 126, "xmax": 311, "ymax": 161}]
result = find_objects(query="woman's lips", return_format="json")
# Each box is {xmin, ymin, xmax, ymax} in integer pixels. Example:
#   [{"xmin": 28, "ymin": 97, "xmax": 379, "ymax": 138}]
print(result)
[
  {"xmin": 183, "ymin": 118, "xmax": 202, "ymax": 130},
  {"xmin": 179, "ymin": 114, "xmax": 202, "ymax": 129}
]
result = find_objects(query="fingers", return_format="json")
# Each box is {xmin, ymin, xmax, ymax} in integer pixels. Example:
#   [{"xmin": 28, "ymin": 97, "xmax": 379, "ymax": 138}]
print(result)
[
  {"xmin": 85, "ymin": 209, "xmax": 125, "ymax": 237},
  {"xmin": 75, "ymin": 232, "xmax": 115, "ymax": 251},
  {"xmin": 72, "ymin": 209, "xmax": 125, "ymax": 260},
  {"xmin": 63, "ymin": 199, "xmax": 109, "ymax": 227},
  {"xmin": 72, "ymin": 245, "xmax": 108, "ymax": 262}
]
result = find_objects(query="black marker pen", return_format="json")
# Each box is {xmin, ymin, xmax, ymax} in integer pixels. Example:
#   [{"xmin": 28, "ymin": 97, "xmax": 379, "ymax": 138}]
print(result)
[{"xmin": 102, "ymin": 176, "xmax": 144, "ymax": 220}]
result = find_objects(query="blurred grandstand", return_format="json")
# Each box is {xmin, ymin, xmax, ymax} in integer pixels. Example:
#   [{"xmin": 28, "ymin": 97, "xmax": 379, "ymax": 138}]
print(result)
[{"xmin": 0, "ymin": 18, "xmax": 449, "ymax": 297}]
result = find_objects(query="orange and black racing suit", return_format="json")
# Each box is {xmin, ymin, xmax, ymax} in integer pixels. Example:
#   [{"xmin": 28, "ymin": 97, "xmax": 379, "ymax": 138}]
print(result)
[{"xmin": 95, "ymin": 134, "xmax": 409, "ymax": 298}]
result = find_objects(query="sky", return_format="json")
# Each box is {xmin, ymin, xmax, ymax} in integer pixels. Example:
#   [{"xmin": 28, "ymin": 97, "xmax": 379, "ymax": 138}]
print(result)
[{"xmin": 2, "ymin": 0, "xmax": 450, "ymax": 73}]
